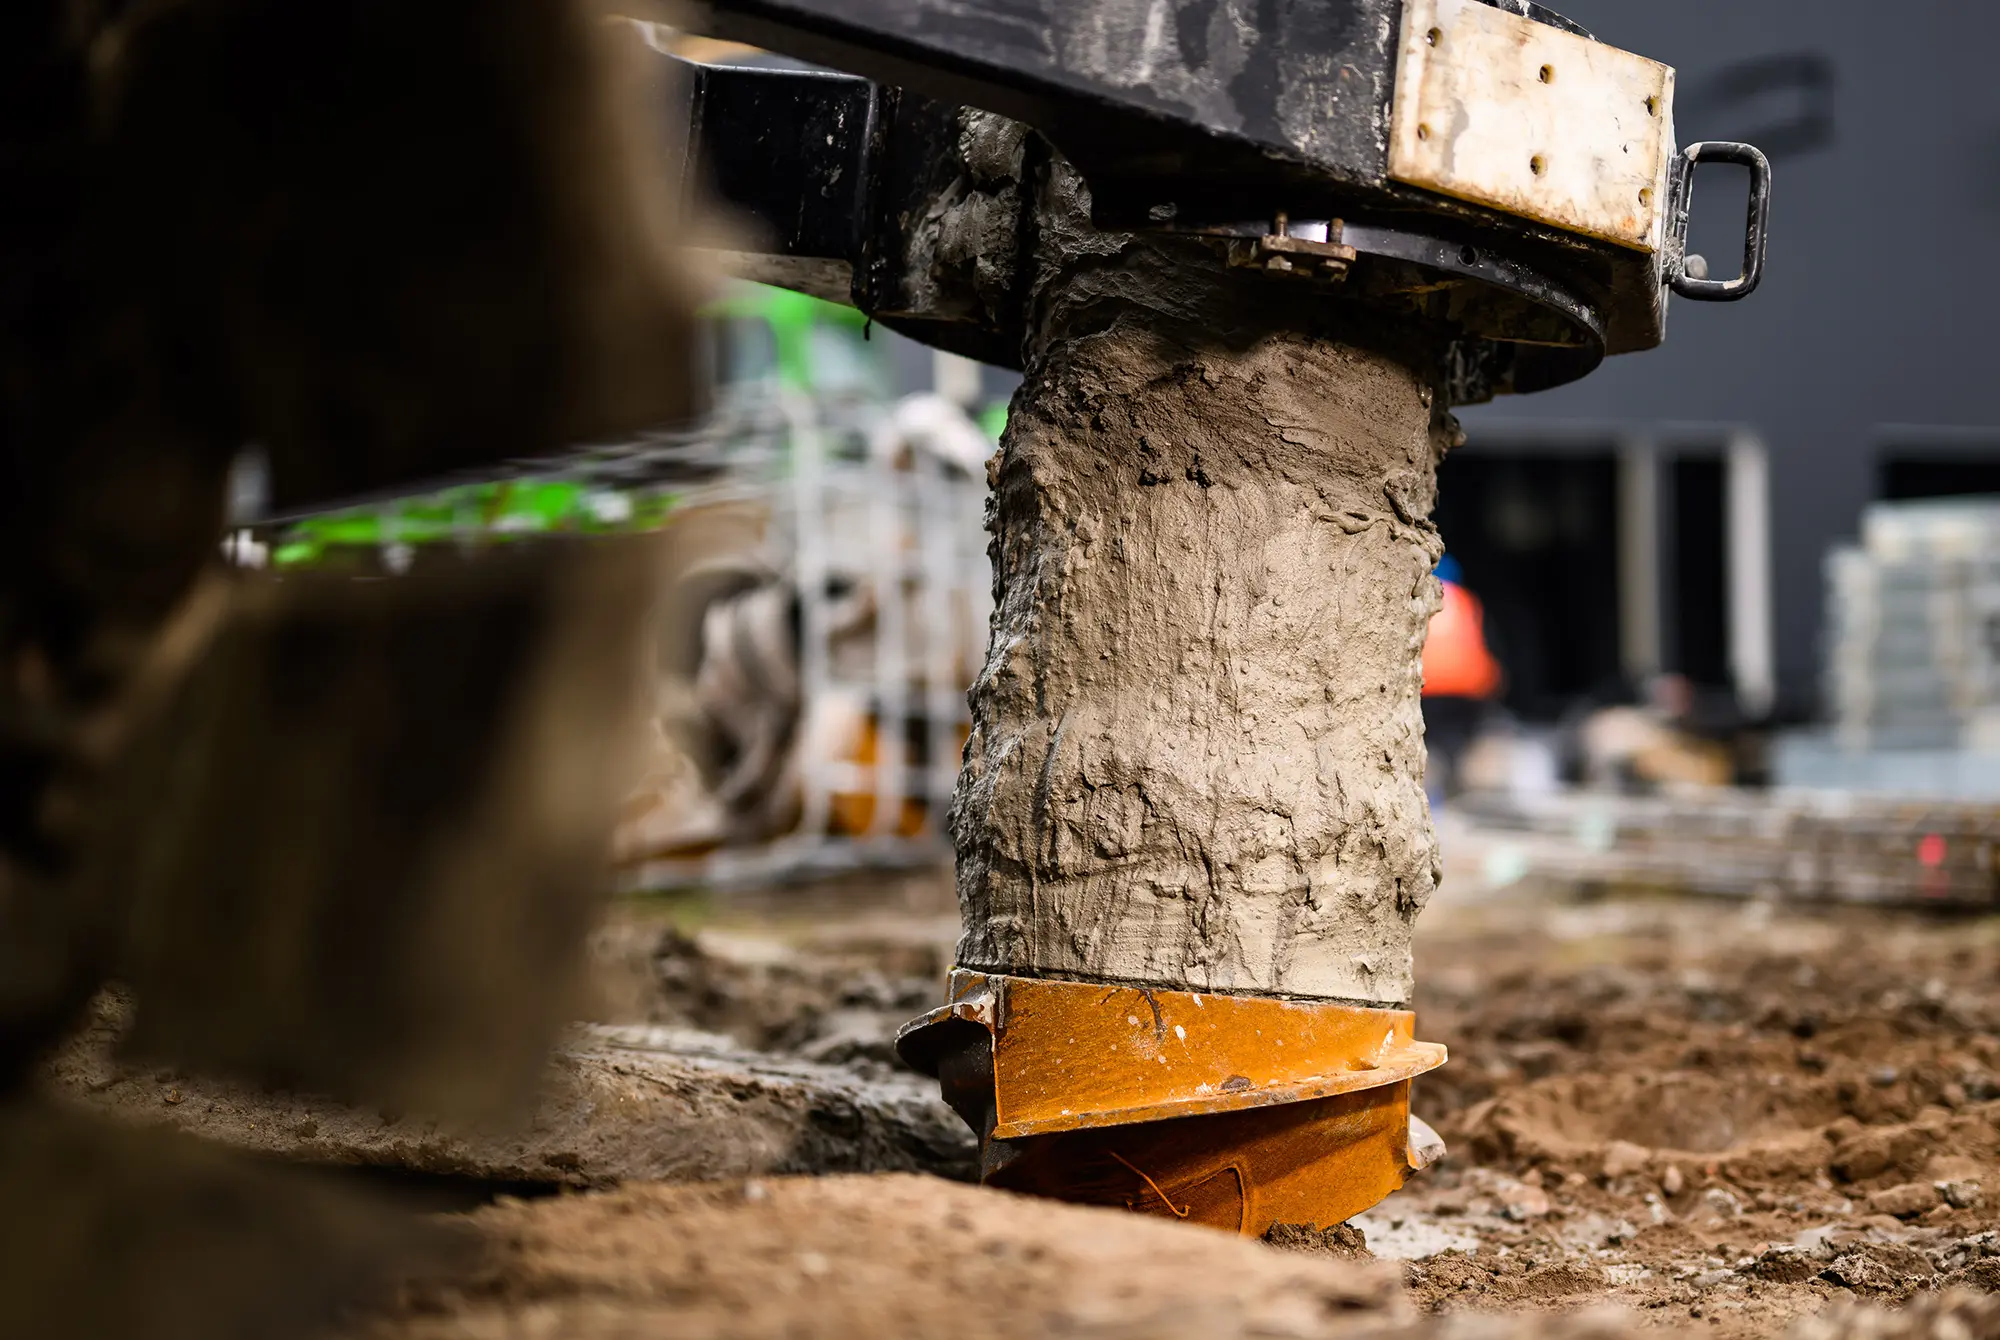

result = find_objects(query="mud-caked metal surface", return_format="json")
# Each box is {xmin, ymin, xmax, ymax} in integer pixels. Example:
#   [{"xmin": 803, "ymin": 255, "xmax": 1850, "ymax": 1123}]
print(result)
[
  {"xmin": 665, "ymin": 0, "xmax": 1769, "ymax": 399},
  {"xmin": 889, "ymin": 153, "xmax": 1454, "ymax": 1231},
  {"xmin": 674, "ymin": 0, "xmax": 1773, "ymax": 1235}
]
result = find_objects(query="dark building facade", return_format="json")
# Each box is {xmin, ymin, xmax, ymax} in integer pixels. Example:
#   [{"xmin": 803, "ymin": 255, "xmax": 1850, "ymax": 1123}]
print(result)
[{"xmin": 1465, "ymin": 0, "xmax": 2000, "ymax": 716}]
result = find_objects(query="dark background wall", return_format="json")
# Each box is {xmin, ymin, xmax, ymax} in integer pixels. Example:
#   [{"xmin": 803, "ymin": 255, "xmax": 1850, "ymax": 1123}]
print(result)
[{"xmin": 1464, "ymin": 0, "xmax": 2000, "ymax": 714}]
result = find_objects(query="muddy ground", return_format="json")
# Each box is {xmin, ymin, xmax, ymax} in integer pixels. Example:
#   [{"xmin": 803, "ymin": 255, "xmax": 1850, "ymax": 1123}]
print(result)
[
  {"xmin": 1373, "ymin": 882, "xmax": 2000, "ymax": 1334},
  {"xmin": 427, "ymin": 860, "xmax": 2000, "ymax": 1336},
  {"xmin": 43, "ymin": 854, "xmax": 2000, "ymax": 1337}
]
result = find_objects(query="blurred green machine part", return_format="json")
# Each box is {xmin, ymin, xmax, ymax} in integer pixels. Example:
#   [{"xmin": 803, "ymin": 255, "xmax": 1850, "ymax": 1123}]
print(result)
[{"xmin": 268, "ymin": 283, "xmax": 925, "ymax": 567}]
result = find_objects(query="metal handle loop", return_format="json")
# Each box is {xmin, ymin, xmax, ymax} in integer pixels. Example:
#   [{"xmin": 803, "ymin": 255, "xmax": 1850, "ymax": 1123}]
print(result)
[{"xmin": 1670, "ymin": 141, "xmax": 1772, "ymax": 302}]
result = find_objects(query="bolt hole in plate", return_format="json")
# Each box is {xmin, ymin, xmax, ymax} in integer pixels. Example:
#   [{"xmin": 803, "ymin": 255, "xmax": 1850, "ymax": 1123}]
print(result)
[{"xmin": 1390, "ymin": 0, "xmax": 1675, "ymax": 254}]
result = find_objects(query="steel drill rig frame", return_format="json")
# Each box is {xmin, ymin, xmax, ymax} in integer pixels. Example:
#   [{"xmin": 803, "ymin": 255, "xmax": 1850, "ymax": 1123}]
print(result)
[
  {"xmin": 661, "ymin": 0, "xmax": 1774, "ymax": 1237},
  {"xmin": 667, "ymin": 0, "xmax": 1769, "ymax": 401}
]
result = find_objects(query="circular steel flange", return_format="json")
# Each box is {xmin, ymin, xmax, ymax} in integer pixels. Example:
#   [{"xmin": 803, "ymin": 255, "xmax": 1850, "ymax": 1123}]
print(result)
[
  {"xmin": 1162, "ymin": 213, "xmax": 1607, "ymax": 402},
  {"xmin": 1343, "ymin": 221, "xmax": 1604, "ymax": 347}
]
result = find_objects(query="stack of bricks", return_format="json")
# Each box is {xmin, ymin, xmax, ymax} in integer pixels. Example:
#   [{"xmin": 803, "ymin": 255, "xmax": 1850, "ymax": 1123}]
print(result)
[{"xmin": 1825, "ymin": 499, "xmax": 2000, "ymax": 751}]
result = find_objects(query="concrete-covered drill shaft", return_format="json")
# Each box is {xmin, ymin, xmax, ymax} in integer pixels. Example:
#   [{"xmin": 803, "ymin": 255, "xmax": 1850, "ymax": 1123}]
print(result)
[{"xmin": 951, "ymin": 167, "xmax": 1449, "ymax": 1008}]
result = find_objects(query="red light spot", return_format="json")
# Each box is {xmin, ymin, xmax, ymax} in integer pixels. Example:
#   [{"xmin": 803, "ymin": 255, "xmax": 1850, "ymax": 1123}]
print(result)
[{"xmin": 1917, "ymin": 833, "xmax": 1947, "ymax": 868}]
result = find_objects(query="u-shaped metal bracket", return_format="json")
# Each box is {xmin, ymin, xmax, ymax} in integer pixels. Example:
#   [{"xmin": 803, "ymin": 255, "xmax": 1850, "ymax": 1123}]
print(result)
[{"xmin": 1669, "ymin": 141, "xmax": 1773, "ymax": 302}]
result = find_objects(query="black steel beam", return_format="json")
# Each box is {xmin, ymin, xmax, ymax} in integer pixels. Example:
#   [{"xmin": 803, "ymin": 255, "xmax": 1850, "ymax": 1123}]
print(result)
[
  {"xmin": 680, "ymin": 0, "xmax": 1683, "ymax": 364},
  {"xmin": 686, "ymin": 0, "xmax": 1402, "ymax": 218},
  {"xmin": 666, "ymin": 56, "xmax": 1618, "ymax": 395},
  {"xmin": 676, "ymin": 61, "xmax": 873, "ymax": 264},
  {"xmin": 666, "ymin": 2, "xmax": 1766, "ymax": 383}
]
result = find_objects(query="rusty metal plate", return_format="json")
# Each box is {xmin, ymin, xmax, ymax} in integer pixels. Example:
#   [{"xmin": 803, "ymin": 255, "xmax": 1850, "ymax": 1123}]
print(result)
[
  {"xmin": 990, "ymin": 1081, "xmax": 1418, "ymax": 1237},
  {"xmin": 1388, "ymin": 0, "xmax": 1674, "ymax": 252},
  {"xmin": 902, "ymin": 971, "xmax": 1446, "ymax": 1140}
]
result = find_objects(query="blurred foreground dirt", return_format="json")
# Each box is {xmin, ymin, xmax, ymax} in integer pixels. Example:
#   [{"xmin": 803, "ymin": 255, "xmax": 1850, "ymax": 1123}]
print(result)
[{"xmin": 39, "ymin": 862, "xmax": 2000, "ymax": 1337}]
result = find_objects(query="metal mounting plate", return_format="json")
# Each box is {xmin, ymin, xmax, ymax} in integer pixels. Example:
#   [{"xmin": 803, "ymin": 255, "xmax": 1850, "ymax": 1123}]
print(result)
[
  {"xmin": 897, "ymin": 969, "xmax": 1448, "ymax": 1236},
  {"xmin": 1389, "ymin": 0, "xmax": 1674, "ymax": 252},
  {"xmin": 898, "ymin": 969, "xmax": 1447, "ymax": 1140}
]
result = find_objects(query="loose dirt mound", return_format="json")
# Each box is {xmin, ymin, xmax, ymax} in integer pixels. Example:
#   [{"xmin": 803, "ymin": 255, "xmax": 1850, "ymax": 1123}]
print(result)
[
  {"xmin": 345, "ymin": 1174, "xmax": 2000, "ymax": 1340},
  {"xmin": 1358, "ymin": 898, "xmax": 2000, "ymax": 1334},
  {"xmin": 46, "ymin": 868, "xmax": 2000, "ymax": 1337},
  {"xmin": 42, "ymin": 881, "xmax": 975, "ymax": 1191},
  {"xmin": 587, "ymin": 912, "xmax": 957, "ymax": 1075},
  {"xmin": 354, "ymin": 1174, "xmax": 1410, "ymax": 1340}
]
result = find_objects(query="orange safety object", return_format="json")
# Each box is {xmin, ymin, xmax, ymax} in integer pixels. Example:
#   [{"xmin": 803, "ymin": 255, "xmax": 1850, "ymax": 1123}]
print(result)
[
  {"xmin": 897, "ymin": 971, "xmax": 1447, "ymax": 1236},
  {"xmin": 827, "ymin": 716, "xmax": 970, "ymax": 838},
  {"xmin": 1422, "ymin": 580, "xmax": 1502, "ymax": 699}
]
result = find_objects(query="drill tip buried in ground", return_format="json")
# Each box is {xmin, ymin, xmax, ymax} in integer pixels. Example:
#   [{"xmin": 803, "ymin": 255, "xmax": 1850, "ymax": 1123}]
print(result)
[{"xmin": 896, "ymin": 971, "xmax": 1446, "ymax": 1236}]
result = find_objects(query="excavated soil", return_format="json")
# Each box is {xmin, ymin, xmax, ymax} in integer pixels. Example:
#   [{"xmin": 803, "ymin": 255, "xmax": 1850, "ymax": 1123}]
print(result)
[
  {"xmin": 41, "ymin": 869, "xmax": 976, "ymax": 1192},
  {"xmin": 47, "ymin": 859, "xmax": 2000, "ymax": 1337},
  {"xmin": 1371, "ymin": 887, "xmax": 2000, "ymax": 1335},
  {"xmin": 350, "ymin": 1173, "xmax": 1417, "ymax": 1340},
  {"xmin": 335, "ymin": 861, "xmax": 2000, "ymax": 1338}
]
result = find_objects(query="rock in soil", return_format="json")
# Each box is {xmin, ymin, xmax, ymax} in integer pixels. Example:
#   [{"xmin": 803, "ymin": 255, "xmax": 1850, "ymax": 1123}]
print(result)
[
  {"xmin": 43, "ymin": 993, "xmax": 974, "ymax": 1189},
  {"xmin": 1867, "ymin": 1183, "xmax": 1941, "ymax": 1220},
  {"xmin": 1268, "ymin": 1222, "xmax": 1374, "ymax": 1260}
]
